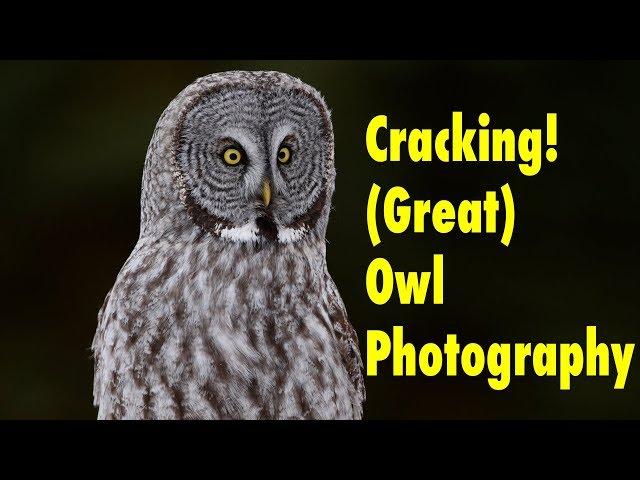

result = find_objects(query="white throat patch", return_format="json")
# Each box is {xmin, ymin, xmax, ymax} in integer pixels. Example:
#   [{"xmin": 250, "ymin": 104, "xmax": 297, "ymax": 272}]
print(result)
[{"xmin": 219, "ymin": 222, "xmax": 308, "ymax": 244}]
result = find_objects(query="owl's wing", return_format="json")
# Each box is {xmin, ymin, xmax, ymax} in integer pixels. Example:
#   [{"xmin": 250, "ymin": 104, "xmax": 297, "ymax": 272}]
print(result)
[
  {"xmin": 91, "ymin": 245, "xmax": 164, "ymax": 418},
  {"xmin": 324, "ymin": 272, "xmax": 366, "ymax": 410},
  {"xmin": 92, "ymin": 287, "xmax": 113, "ymax": 410}
]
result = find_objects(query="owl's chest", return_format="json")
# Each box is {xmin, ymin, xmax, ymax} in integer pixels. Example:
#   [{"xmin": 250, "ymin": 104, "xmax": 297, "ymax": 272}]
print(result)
[
  {"xmin": 190, "ymin": 254, "xmax": 331, "ymax": 360},
  {"xmin": 169, "ymin": 248, "xmax": 354, "ymax": 418}
]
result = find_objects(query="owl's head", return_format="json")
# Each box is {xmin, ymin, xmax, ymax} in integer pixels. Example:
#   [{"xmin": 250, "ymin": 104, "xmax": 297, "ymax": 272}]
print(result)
[{"xmin": 142, "ymin": 71, "xmax": 336, "ymax": 245}]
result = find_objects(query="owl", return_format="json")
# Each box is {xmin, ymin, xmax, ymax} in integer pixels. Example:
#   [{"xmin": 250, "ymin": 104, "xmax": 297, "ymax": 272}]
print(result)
[{"xmin": 91, "ymin": 71, "xmax": 365, "ymax": 419}]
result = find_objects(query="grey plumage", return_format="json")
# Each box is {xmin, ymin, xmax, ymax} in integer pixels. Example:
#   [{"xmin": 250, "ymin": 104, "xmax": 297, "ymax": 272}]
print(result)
[{"xmin": 92, "ymin": 71, "xmax": 365, "ymax": 419}]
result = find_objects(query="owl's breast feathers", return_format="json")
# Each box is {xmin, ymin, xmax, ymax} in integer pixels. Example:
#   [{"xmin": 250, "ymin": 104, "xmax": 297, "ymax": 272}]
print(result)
[{"xmin": 92, "ymin": 233, "xmax": 364, "ymax": 419}]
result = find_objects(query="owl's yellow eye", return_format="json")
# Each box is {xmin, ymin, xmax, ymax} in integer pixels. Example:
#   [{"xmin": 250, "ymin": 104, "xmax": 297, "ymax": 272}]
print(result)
[
  {"xmin": 277, "ymin": 147, "xmax": 291, "ymax": 164},
  {"xmin": 223, "ymin": 148, "xmax": 243, "ymax": 165}
]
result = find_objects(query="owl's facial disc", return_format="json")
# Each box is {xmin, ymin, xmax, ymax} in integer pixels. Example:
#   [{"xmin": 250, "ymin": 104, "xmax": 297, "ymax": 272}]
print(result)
[{"xmin": 175, "ymin": 86, "xmax": 331, "ymax": 244}]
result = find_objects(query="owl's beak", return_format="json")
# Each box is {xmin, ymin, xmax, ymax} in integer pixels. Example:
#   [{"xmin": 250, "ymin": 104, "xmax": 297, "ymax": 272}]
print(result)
[{"xmin": 262, "ymin": 179, "xmax": 271, "ymax": 207}]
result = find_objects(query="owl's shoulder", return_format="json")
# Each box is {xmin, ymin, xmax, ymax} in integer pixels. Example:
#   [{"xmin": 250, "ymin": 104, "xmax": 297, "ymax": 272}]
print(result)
[
  {"xmin": 323, "ymin": 271, "xmax": 366, "ymax": 415},
  {"xmin": 91, "ymin": 238, "xmax": 191, "ymax": 417}
]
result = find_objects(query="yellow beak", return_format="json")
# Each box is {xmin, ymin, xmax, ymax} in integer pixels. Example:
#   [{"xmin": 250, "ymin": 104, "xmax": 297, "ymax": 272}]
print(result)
[{"xmin": 262, "ymin": 179, "xmax": 271, "ymax": 207}]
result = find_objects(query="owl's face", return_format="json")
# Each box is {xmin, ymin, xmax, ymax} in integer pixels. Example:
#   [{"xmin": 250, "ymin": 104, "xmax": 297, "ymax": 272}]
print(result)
[{"xmin": 174, "ymin": 84, "xmax": 332, "ymax": 244}]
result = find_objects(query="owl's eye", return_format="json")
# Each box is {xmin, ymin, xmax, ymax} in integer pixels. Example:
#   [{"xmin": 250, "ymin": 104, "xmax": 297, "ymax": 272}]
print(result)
[
  {"xmin": 277, "ymin": 146, "xmax": 291, "ymax": 164},
  {"xmin": 222, "ymin": 148, "xmax": 243, "ymax": 166}
]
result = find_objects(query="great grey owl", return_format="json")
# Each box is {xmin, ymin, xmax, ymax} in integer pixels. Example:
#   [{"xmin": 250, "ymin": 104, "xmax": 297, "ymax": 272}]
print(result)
[{"xmin": 92, "ymin": 71, "xmax": 365, "ymax": 419}]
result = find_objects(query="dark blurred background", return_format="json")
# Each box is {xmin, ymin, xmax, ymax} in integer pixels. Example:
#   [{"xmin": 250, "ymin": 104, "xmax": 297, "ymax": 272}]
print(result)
[{"xmin": 0, "ymin": 61, "xmax": 638, "ymax": 419}]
